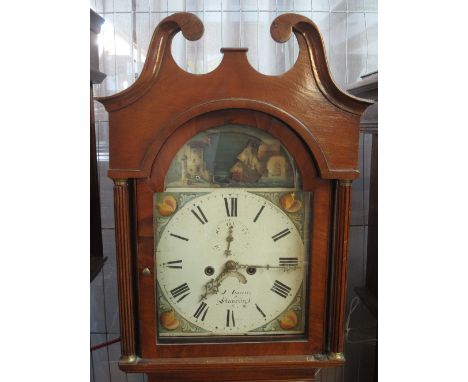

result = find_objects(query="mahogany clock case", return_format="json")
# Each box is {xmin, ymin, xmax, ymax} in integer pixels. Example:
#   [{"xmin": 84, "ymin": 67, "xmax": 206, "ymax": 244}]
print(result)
[
  {"xmin": 136, "ymin": 109, "xmax": 330, "ymax": 358},
  {"xmin": 96, "ymin": 11, "xmax": 372, "ymax": 378}
]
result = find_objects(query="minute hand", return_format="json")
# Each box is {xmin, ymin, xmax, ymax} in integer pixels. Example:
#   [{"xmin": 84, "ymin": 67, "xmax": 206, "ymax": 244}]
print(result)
[{"xmin": 235, "ymin": 263, "xmax": 299, "ymax": 270}]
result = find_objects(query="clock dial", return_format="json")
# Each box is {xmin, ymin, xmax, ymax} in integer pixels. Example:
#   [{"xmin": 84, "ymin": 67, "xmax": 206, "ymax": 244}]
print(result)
[{"xmin": 156, "ymin": 189, "xmax": 308, "ymax": 336}]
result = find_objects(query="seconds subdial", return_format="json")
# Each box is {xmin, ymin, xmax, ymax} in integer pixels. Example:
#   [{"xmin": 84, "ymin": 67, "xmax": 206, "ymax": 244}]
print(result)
[{"xmin": 211, "ymin": 219, "xmax": 250, "ymax": 257}]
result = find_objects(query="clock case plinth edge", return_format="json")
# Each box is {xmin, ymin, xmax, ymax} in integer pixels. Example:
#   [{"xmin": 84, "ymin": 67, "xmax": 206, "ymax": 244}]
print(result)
[{"xmin": 118, "ymin": 353, "xmax": 345, "ymax": 373}]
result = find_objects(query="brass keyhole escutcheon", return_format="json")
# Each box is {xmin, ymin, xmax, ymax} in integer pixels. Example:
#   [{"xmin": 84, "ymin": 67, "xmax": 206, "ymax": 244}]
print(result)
[{"xmin": 142, "ymin": 267, "xmax": 151, "ymax": 276}]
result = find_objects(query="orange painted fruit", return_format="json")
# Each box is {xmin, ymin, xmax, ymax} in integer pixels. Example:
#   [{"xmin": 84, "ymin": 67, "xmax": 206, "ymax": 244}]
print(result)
[
  {"xmin": 160, "ymin": 310, "xmax": 180, "ymax": 330},
  {"xmin": 156, "ymin": 195, "xmax": 177, "ymax": 216},
  {"xmin": 279, "ymin": 310, "xmax": 298, "ymax": 330},
  {"xmin": 280, "ymin": 193, "xmax": 302, "ymax": 213}
]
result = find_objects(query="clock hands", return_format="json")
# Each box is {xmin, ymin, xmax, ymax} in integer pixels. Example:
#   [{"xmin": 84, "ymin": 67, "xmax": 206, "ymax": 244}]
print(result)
[
  {"xmin": 200, "ymin": 258, "xmax": 300, "ymax": 301},
  {"xmin": 235, "ymin": 262, "xmax": 301, "ymax": 271},
  {"xmin": 200, "ymin": 260, "xmax": 247, "ymax": 301},
  {"xmin": 200, "ymin": 278, "xmax": 221, "ymax": 302},
  {"xmin": 200, "ymin": 225, "xmax": 238, "ymax": 301},
  {"xmin": 224, "ymin": 225, "xmax": 234, "ymax": 256}
]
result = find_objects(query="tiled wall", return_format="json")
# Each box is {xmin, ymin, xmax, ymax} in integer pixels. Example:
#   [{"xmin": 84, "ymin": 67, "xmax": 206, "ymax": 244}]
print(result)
[{"xmin": 90, "ymin": 1, "xmax": 377, "ymax": 381}]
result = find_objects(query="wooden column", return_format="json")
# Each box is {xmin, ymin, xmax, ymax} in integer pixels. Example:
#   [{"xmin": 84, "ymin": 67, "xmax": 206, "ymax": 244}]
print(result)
[
  {"xmin": 113, "ymin": 179, "xmax": 137, "ymax": 362},
  {"xmin": 329, "ymin": 180, "xmax": 352, "ymax": 359}
]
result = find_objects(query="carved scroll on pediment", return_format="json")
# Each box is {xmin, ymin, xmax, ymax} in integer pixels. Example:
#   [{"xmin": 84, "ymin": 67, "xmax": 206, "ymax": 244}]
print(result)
[
  {"xmin": 97, "ymin": 12, "xmax": 373, "ymax": 181},
  {"xmin": 97, "ymin": 12, "xmax": 371, "ymax": 115},
  {"xmin": 270, "ymin": 13, "xmax": 371, "ymax": 114}
]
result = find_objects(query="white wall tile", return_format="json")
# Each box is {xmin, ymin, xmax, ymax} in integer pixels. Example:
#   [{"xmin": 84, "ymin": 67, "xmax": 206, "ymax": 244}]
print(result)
[
  {"xmin": 222, "ymin": 10, "xmax": 241, "ymax": 47},
  {"xmin": 347, "ymin": 12, "xmax": 367, "ymax": 83},
  {"xmin": 168, "ymin": 0, "xmax": 186, "ymax": 11},
  {"xmin": 114, "ymin": 0, "xmax": 132, "ymax": 12},
  {"xmin": 172, "ymin": 30, "xmax": 188, "ymax": 70},
  {"xmin": 223, "ymin": 0, "xmax": 241, "ymax": 11},
  {"xmin": 205, "ymin": 0, "xmax": 222, "ymax": 11},
  {"xmin": 102, "ymin": 0, "xmax": 115, "ymax": 13},
  {"xmin": 113, "ymin": 13, "xmax": 134, "ymax": 91},
  {"xmin": 329, "ymin": 11, "xmax": 347, "ymax": 86},
  {"xmin": 242, "ymin": 11, "xmax": 259, "ymax": 68},
  {"xmin": 150, "ymin": 0, "xmax": 167, "ymax": 12},
  {"xmin": 348, "ymin": 0, "xmax": 364, "ymax": 12},
  {"xmin": 277, "ymin": 0, "xmax": 294, "ymax": 11},
  {"xmin": 136, "ymin": 0, "xmax": 150, "ymax": 12},
  {"xmin": 134, "ymin": 13, "xmax": 151, "ymax": 78},
  {"xmin": 186, "ymin": 12, "xmax": 205, "ymax": 73},
  {"xmin": 241, "ymin": 0, "xmax": 258, "ymax": 11},
  {"xmin": 257, "ymin": 11, "xmax": 278, "ymax": 74},
  {"xmin": 204, "ymin": 11, "xmax": 223, "ymax": 72},
  {"xmin": 365, "ymin": 0, "xmax": 378, "ymax": 12},
  {"xmin": 330, "ymin": 0, "xmax": 347, "ymax": 12},
  {"xmin": 312, "ymin": 0, "xmax": 330, "ymax": 11},
  {"xmin": 294, "ymin": 0, "xmax": 312, "ymax": 10},
  {"xmin": 365, "ymin": 12, "xmax": 378, "ymax": 74},
  {"xmin": 257, "ymin": 0, "xmax": 276, "ymax": 10},
  {"xmin": 312, "ymin": 11, "xmax": 330, "ymax": 62}
]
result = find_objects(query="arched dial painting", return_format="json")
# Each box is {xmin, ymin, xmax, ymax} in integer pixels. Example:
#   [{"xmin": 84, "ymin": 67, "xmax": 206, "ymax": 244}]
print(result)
[{"xmin": 154, "ymin": 125, "xmax": 312, "ymax": 339}]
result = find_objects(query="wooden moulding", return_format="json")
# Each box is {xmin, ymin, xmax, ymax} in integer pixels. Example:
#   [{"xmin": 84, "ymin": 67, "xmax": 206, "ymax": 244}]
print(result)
[
  {"xmin": 122, "ymin": 354, "xmax": 342, "ymax": 378},
  {"xmin": 113, "ymin": 179, "xmax": 137, "ymax": 362},
  {"xmin": 96, "ymin": 12, "xmax": 372, "ymax": 181},
  {"xmin": 328, "ymin": 180, "xmax": 352, "ymax": 357}
]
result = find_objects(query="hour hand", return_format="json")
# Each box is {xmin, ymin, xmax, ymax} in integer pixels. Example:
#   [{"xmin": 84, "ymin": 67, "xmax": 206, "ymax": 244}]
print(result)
[
  {"xmin": 224, "ymin": 225, "xmax": 234, "ymax": 256},
  {"xmin": 200, "ymin": 264, "xmax": 229, "ymax": 301},
  {"xmin": 200, "ymin": 261, "xmax": 248, "ymax": 301},
  {"xmin": 200, "ymin": 278, "xmax": 221, "ymax": 302}
]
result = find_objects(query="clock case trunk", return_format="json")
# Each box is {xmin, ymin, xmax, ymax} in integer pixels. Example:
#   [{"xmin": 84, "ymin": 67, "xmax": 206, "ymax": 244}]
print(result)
[{"xmin": 96, "ymin": 11, "xmax": 372, "ymax": 381}]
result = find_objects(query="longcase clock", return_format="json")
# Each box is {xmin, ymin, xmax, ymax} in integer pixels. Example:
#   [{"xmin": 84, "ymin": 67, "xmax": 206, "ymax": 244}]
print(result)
[{"xmin": 96, "ymin": 12, "xmax": 372, "ymax": 382}]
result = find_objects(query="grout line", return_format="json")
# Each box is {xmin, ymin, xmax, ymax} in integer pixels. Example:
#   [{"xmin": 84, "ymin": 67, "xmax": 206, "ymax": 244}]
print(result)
[
  {"xmin": 275, "ymin": 0, "xmax": 278, "ymax": 74},
  {"xmin": 362, "ymin": 131, "xmax": 366, "ymax": 226},
  {"xmin": 345, "ymin": 1, "xmax": 349, "ymax": 84},
  {"xmin": 221, "ymin": 0, "xmax": 223, "ymax": 47},
  {"xmin": 185, "ymin": 0, "xmax": 188, "ymax": 70},
  {"xmin": 101, "ymin": 194, "xmax": 112, "ymax": 376},
  {"xmin": 292, "ymin": 1, "xmax": 296, "ymax": 65},
  {"xmin": 363, "ymin": 11, "xmax": 369, "ymax": 76},
  {"xmin": 90, "ymin": 349, "xmax": 96, "ymax": 382},
  {"xmin": 112, "ymin": 3, "xmax": 117, "ymax": 94},
  {"xmin": 131, "ymin": 0, "xmax": 136, "ymax": 83},
  {"xmin": 240, "ymin": 3, "xmax": 243, "ymax": 47},
  {"xmin": 202, "ymin": 2, "xmax": 205, "ymax": 72},
  {"xmin": 256, "ymin": 1, "xmax": 259, "ymax": 70}
]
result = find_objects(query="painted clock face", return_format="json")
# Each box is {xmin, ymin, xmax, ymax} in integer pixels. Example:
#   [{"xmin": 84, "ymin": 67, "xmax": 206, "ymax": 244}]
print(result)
[
  {"xmin": 154, "ymin": 125, "xmax": 310, "ymax": 338},
  {"xmin": 156, "ymin": 190, "xmax": 307, "ymax": 336}
]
